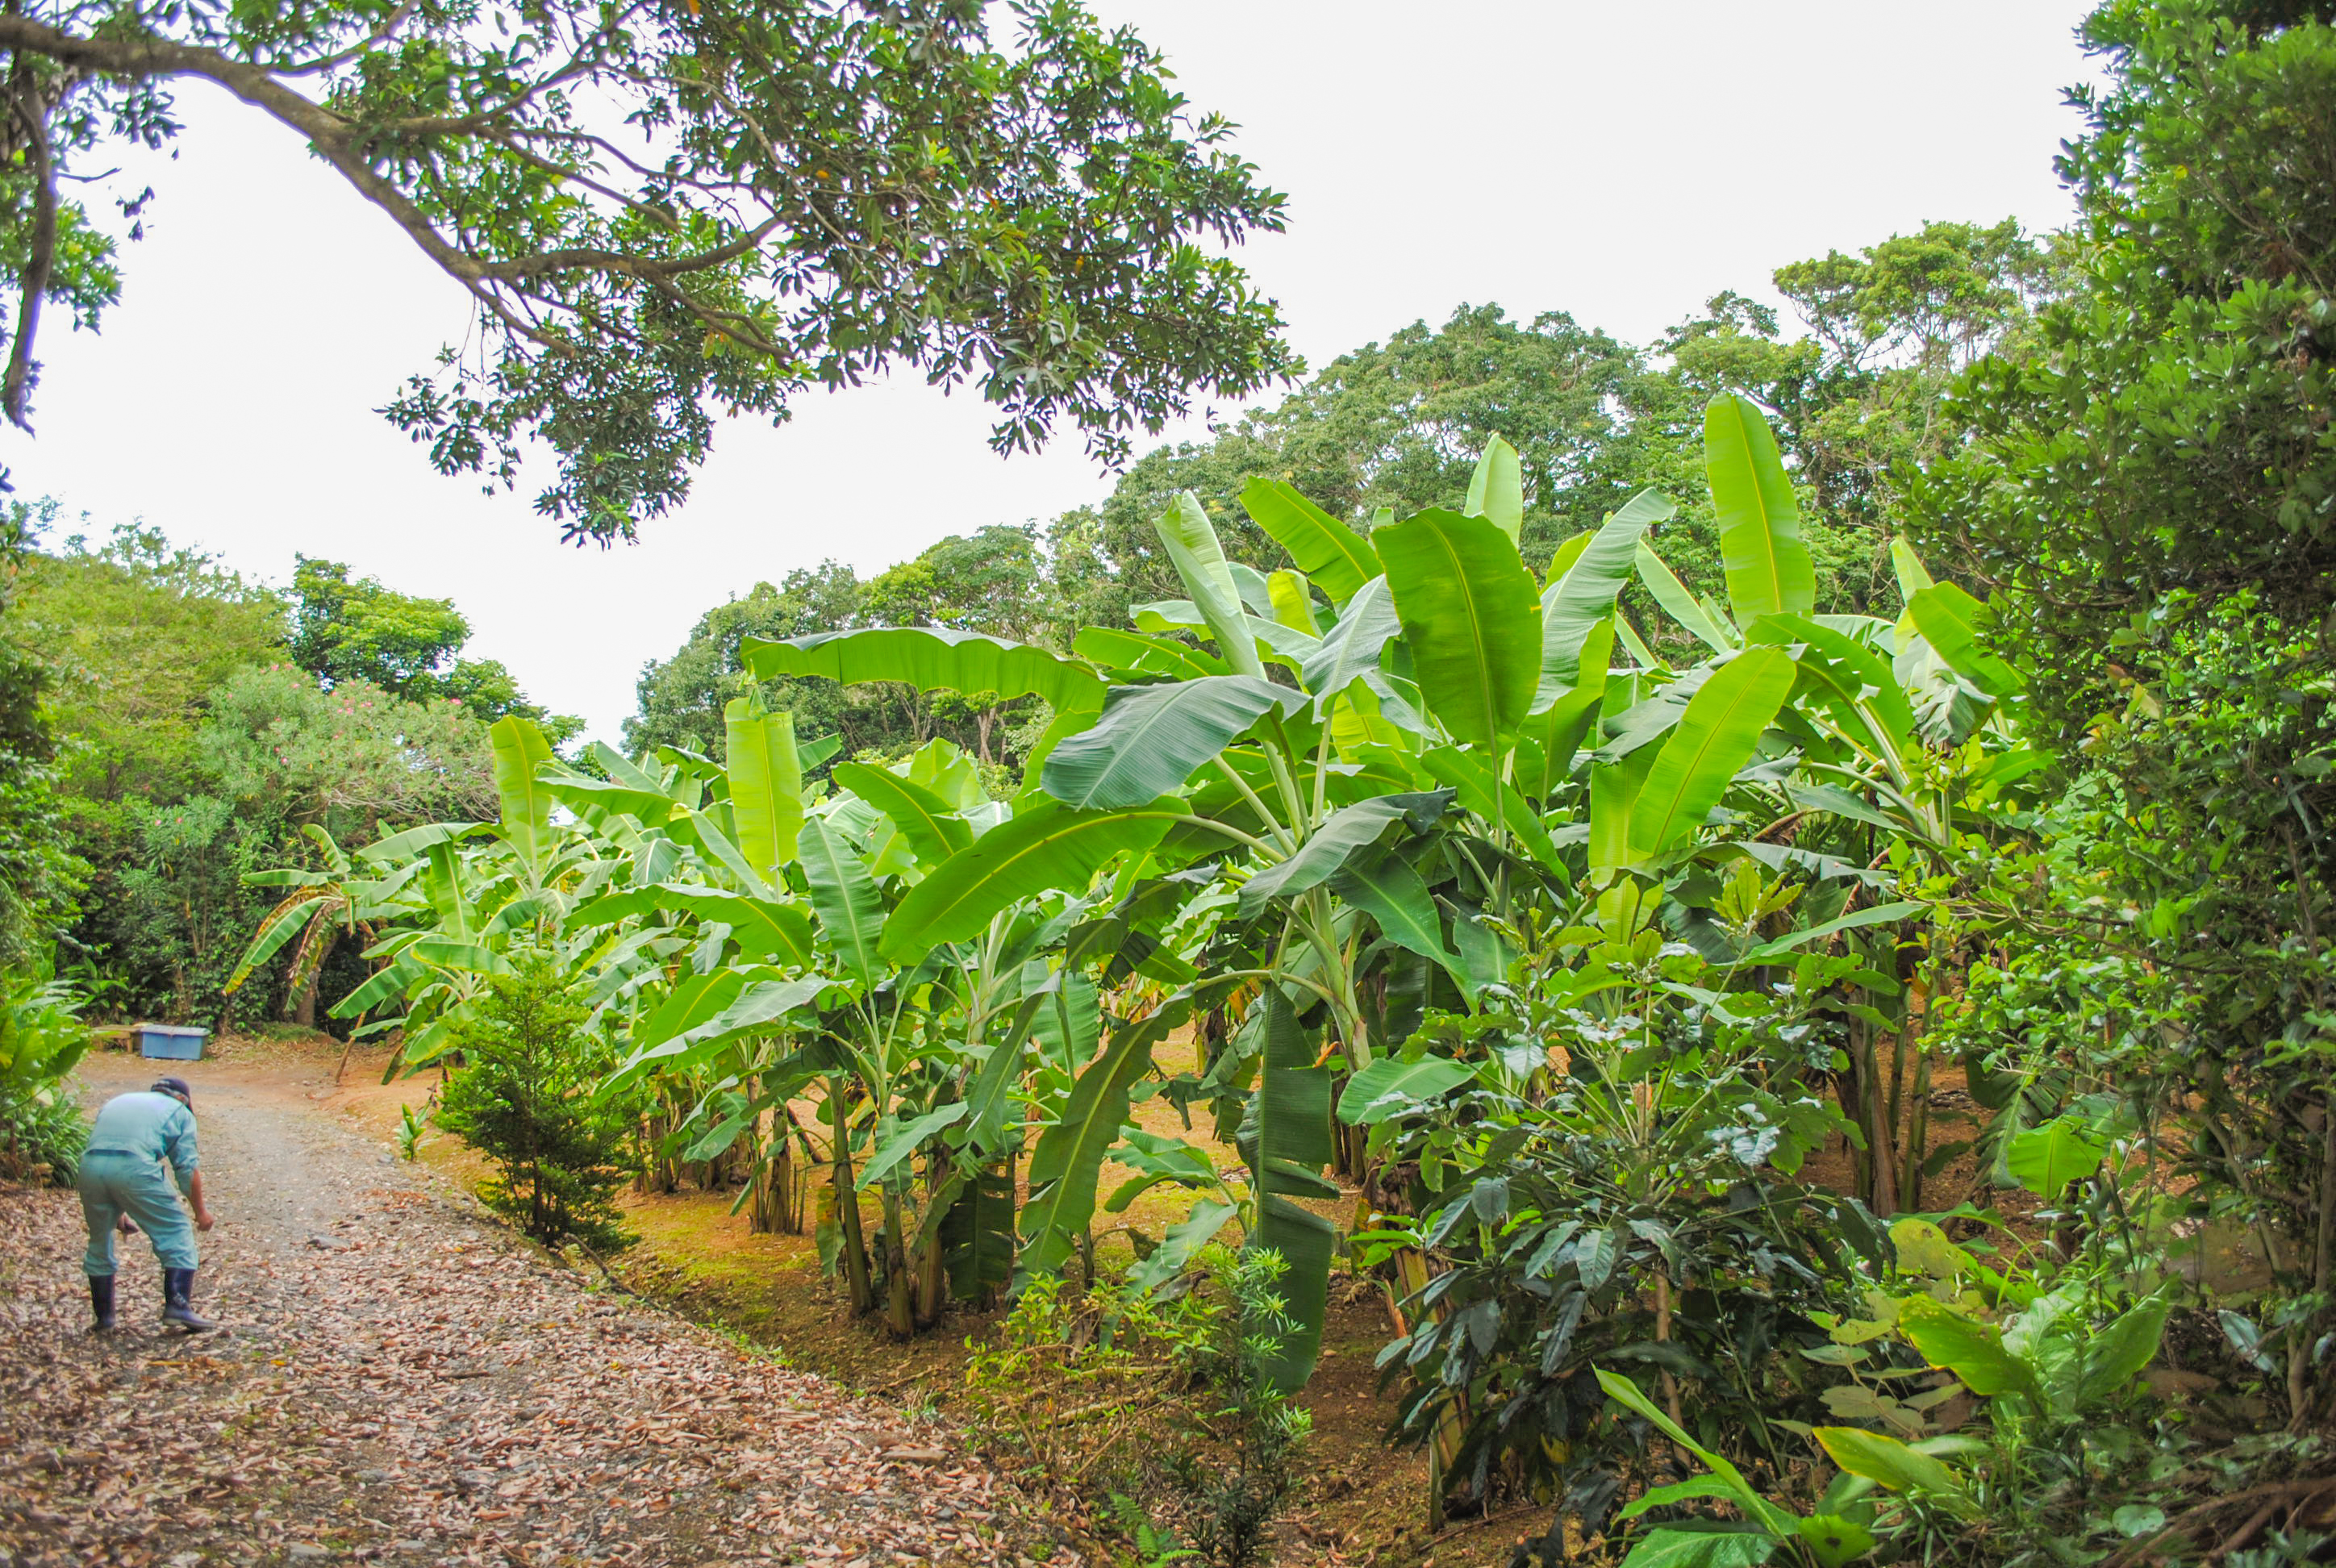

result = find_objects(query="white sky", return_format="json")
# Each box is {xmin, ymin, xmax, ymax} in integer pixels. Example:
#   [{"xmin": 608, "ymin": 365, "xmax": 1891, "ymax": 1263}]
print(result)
[{"xmin": 6, "ymin": 1, "xmax": 2100, "ymax": 744}]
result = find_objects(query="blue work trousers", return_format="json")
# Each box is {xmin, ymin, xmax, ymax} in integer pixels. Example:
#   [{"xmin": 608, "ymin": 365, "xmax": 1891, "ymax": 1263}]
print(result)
[{"xmin": 77, "ymin": 1150, "xmax": 198, "ymax": 1275}]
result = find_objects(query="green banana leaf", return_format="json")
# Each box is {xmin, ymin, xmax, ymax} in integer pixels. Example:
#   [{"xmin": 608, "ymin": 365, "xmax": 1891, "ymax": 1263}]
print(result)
[
  {"xmin": 1299, "ymin": 576, "xmax": 1402, "ymax": 705},
  {"xmin": 1543, "ymin": 490, "xmax": 1674, "ymax": 690},
  {"xmin": 1073, "ymin": 625, "xmax": 1230, "ymax": 681},
  {"xmin": 1635, "ymin": 538, "xmax": 1736, "ymax": 654},
  {"xmin": 1239, "ymin": 477, "xmax": 1381, "ymax": 602},
  {"xmin": 1019, "ymin": 1002, "xmax": 1189, "ymax": 1282},
  {"xmin": 741, "ymin": 626, "xmax": 1107, "ymax": 713},
  {"xmin": 1375, "ymin": 507, "xmax": 1542, "ymax": 749},
  {"xmin": 832, "ymin": 761, "xmax": 971, "ymax": 866},
  {"xmin": 1463, "ymin": 435, "xmax": 1525, "ymax": 545},
  {"xmin": 1242, "ymin": 988, "xmax": 1339, "ymax": 1390},
  {"xmin": 1706, "ymin": 393, "xmax": 1817, "ymax": 625},
  {"xmin": 489, "ymin": 715, "xmax": 554, "ymax": 872},
  {"xmin": 1237, "ymin": 791, "xmax": 1454, "ymax": 918},
  {"xmin": 724, "ymin": 700, "xmax": 803, "ymax": 883},
  {"xmin": 882, "ymin": 801, "xmax": 1186, "ymax": 960},
  {"xmin": 1907, "ymin": 583, "xmax": 2022, "ymax": 697},
  {"xmin": 1156, "ymin": 491, "xmax": 1266, "ymax": 679},
  {"xmin": 800, "ymin": 816, "xmax": 886, "ymax": 984},
  {"xmin": 1626, "ymin": 648, "xmax": 1796, "ymax": 865},
  {"xmin": 1041, "ymin": 676, "xmax": 1292, "ymax": 810}
]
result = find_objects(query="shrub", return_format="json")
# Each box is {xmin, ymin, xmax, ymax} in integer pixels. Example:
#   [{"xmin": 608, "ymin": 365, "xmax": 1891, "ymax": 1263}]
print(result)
[
  {"xmin": 436, "ymin": 953, "xmax": 637, "ymax": 1253},
  {"xmin": 0, "ymin": 961, "xmax": 90, "ymax": 1183},
  {"xmin": 965, "ymin": 1247, "xmax": 1311, "ymax": 1568}
]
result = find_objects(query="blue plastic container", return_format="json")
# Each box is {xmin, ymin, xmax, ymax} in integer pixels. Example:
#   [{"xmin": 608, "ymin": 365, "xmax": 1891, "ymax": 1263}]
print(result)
[{"xmin": 136, "ymin": 1024, "xmax": 206, "ymax": 1061}]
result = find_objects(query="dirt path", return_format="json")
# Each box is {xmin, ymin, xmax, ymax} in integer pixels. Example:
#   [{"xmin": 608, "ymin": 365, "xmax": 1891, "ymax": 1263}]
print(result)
[{"xmin": 0, "ymin": 1047, "xmax": 1043, "ymax": 1568}]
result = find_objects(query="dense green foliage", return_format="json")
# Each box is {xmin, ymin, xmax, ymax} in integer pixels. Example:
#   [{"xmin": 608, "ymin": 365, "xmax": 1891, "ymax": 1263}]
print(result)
[
  {"xmin": 12, "ymin": 520, "xmax": 553, "ymax": 1028},
  {"xmin": 1915, "ymin": 0, "xmax": 2336, "ymax": 1435}
]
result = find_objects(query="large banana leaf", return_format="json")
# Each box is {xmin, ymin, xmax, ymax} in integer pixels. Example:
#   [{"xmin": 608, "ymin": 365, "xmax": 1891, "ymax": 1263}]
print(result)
[
  {"xmin": 1627, "ymin": 647, "xmax": 1796, "ymax": 864},
  {"xmin": 1420, "ymin": 746, "xmax": 1564, "ymax": 873},
  {"xmin": 1240, "ymin": 477, "xmax": 1381, "ymax": 602},
  {"xmin": 1520, "ymin": 620, "xmax": 1616, "ymax": 802},
  {"xmin": 1635, "ymin": 539, "xmax": 1736, "ymax": 654},
  {"xmin": 942, "ymin": 1165, "xmax": 1018, "ymax": 1303},
  {"xmin": 1906, "ymin": 584, "xmax": 2021, "ymax": 698},
  {"xmin": 832, "ymin": 761, "xmax": 971, "ymax": 867},
  {"xmin": 1073, "ymin": 626, "xmax": 1230, "ymax": 681},
  {"xmin": 1237, "ymin": 791, "xmax": 1454, "ymax": 918},
  {"xmin": 1375, "ymin": 508, "xmax": 1542, "ymax": 749},
  {"xmin": 724, "ymin": 700, "xmax": 803, "ymax": 883},
  {"xmin": 1241, "ymin": 987, "xmax": 1338, "ymax": 1390},
  {"xmin": 882, "ymin": 801, "xmax": 1185, "ymax": 960},
  {"xmin": 1744, "ymin": 611, "xmax": 1917, "ymax": 757},
  {"xmin": 741, "ymin": 626, "xmax": 1106, "ymax": 713},
  {"xmin": 544, "ymin": 777, "xmax": 680, "ymax": 826},
  {"xmin": 1332, "ymin": 847, "xmax": 1464, "ymax": 982},
  {"xmin": 1157, "ymin": 491, "xmax": 1266, "ymax": 680},
  {"xmin": 800, "ymin": 816, "xmax": 886, "ymax": 984},
  {"xmin": 1018, "ymin": 1001, "xmax": 1189, "ymax": 1283},
  {"xmin": 1542, "ymin": 490, "xmax": 1672, "ymax": 689},
  {"xmin": 1041, "ymin": 676, "xmax": 1292, "ymax": 810},
  {"xmin": 489, "ymin": 716, "xmax": 554, "ymax": 872},
  {"xmin": 1299, "ymin": 575, "xmax": 1402, "ymax": 703},
  {"xmin": 1706, "ymin": 393, "xmax": 1817, "ymax": 624},
  {"xmin": 1587, "ymin": 738, "xmax": 1662, "ymax": 881},
  {"xmin": 1463, "ymin": 435, "xmax": 1525, "ymax": 545},
  {"xmin": 1266, "ymin": 570, "xmax": 1320, "ymax": 635}
]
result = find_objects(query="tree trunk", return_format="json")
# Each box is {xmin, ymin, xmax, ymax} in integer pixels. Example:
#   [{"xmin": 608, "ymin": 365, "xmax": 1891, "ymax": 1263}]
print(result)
[{"xmin": 828, "ymin": 1079, "xmax": 874, "ymax": 1315}]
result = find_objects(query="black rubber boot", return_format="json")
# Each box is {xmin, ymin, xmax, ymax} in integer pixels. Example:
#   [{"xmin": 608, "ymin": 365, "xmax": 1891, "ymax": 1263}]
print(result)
[
  {"xmin": 161, "ymin": 1268, "xmax": 215, "ymax": 1332},
  {"xmin": 88, "ymin": 1274, "xmax": 115, "ymax": 1332}
]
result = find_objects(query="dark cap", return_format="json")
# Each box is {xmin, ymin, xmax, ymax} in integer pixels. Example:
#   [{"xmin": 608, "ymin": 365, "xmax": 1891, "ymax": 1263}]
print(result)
[{"xmin": 150, "ymin": 1077, "xmax": 192, "ymax": 1104}]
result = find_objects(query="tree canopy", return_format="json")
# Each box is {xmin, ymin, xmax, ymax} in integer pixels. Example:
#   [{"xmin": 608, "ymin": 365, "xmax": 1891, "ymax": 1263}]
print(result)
[{"xmin": 0, "ymin": 0, "xmax": 1294, "ymax": 540}]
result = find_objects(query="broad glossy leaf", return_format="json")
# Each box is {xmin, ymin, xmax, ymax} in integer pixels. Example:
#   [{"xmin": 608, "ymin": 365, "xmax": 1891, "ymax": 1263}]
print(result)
[
  {"xmin": 1420, "ymin": 746, "xmax": 1563, "ymax": 873},
  {"xmin": 832, "ymin": 762, "xmax": 970, "ymax": 867},
  {"xmin": 800, "ymin": 816, "xmax": 886, "ymax": 984},
  {"xmin": 1464, "ymin": 435, "xmax": 1525, "ymax": 545},
  {"xmin": 1020, "ymin": 1003, "xmax": 1186, "ymax": 1282},
  {"xmin": 489, "ymin": 716, "xmax": 554, "ymax": 871},
  {"xmin": 1615, "ymin": 1530, "xmax": 1778, "ymax": 1568},
  {"xmin": 544, "ymin": 777, "xmax": 678, "ymax": 826},
  {"xmin": 1595, "ymin": 1369, "xmax": 1799, "ymax": 1536},
  {"xmin": 1520, "ymin": 619, "xmax": 1616, "ymax": 802},
  {"xmin": 1124, "ymin": 1199, "xmax": 1238, "ymax": 1296},
  {"xmin": 1907, "ymin": 584, "xmax": 2021, "ymax": 697},
  {"xmin": 1742, "ymin": 901, "xmax": 1925, "ymax": 962},
  {"xmin": 1706, "ymin": 393, "xmax": 1816, "ymax": 623},
  {"xmin": 1891, "ymin": 536, "xmax": 1937, "ymax": 599},
  {"xmin": 2005, "ymin": 1116, "xmax": 2108, "ymax": 1195},
  {"xmin": 1267, "ymin": 570, "xmax": 1320, "ymax": 635},
  {"xmin": 1543, "ymin": 490, "xmax": 1672, "ymax": 690},
  {"xmin": 857, "ymin": 1103, "xmax": 967, "ymax": 1190},
  {"xmin": 1240, "ymin": 477, "xmax": 1381, "ymax": 602},
  {"xmin": 1300, "ymin": 576, "xmax": 1402, "ymax": 705},
  {"xmin": 1797, "ymin": 1516, "xmax": 1877, "ymax": 1568},
  {"xmin": 1897, "ymin": 1295, "xmax": 2044, "ymax": 1407},
  {"xmin": 2076, "ymin": 1295, "xmax": 2171, "ymax": 1407},
  {"xmin": 1041, "ymin": 676, "xmax": 1291, "ymax": 809},
  {"xmin": 1636, "ymin": 539, "xmax": 1734, "ymax": 653},
  {"xmin": 1812, "ymin": 1427, "xmax": 1971, "ymax": 1511},
  {"xmin": 1627, "ymin": 648, "xmax": 1796, "ymax": 864},
  {"xmin": 883, "ymin": 801, "xmax": 1185, "ymax": 959},
  {"xmin": 1376, "ymin": 508, "xmax": 1541, "ymax": 748},
  {"xmin": 1337, "ymin": 1056, "xmax": 1478, "ymax": 1124},
  {"xmin": 724, "ymin": 701, "xmax": 803, "ymax": 883},
  {"xmin": 1744, "ymin": 611, "xmax": 1917, "ymax": 756},
  {"xmin": 1333, "ymin": 848, "xmax": 1462, "ymax": 975},
  {"xmin": 1157, "ymin": 491, "xmax": 1266, "ymax": 679},
  {"xmin": 1237, "ymin": 792, "xmax": 1454, "ymax": 918},
  {"xmin": 742, "ymin": 626, "xmax": 1106, "ymax": 713},
  {"xmin": 1245, "ymin": 988, "xmax": 1337, "ymax": 1389},
  {"xmin": 1073, "ymin": 625, "xmax": 1229, "ymax": 681}
]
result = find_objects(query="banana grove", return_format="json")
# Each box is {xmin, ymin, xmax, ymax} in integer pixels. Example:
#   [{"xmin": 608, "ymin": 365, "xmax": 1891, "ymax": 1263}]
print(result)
[{"xmin": 238, "ymin": 394, "xmax": 2034, "ymax": 1411}]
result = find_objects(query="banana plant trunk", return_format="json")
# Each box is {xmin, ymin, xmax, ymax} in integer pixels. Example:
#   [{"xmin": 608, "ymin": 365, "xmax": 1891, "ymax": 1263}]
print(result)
[{"xmin": 828, "ymin": 1078, "xmax": 874, "ymax": 1315}]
